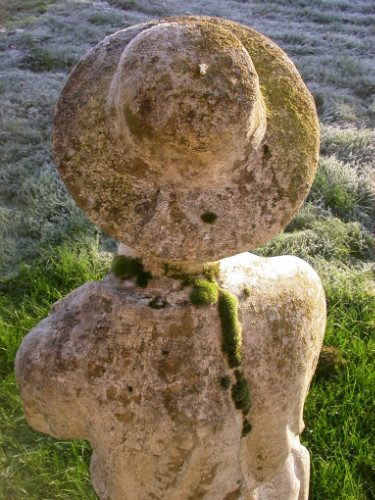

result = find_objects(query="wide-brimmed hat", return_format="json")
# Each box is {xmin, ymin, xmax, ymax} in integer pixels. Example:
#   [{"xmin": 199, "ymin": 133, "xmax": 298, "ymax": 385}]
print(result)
[{"xmin": 52, "ymin": 16, "xmax": 319, "ymax": 263}]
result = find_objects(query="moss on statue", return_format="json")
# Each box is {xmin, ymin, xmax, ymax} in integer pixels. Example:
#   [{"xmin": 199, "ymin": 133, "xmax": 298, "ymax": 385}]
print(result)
[
  {"xmin": 242, "ymin": 417, "xmax": 252, "ymax": 437},
  {"xmin": 162, "ymin": 263, "xmax": 198, "ymax": 287},
  {"xmin": 174, "ymin": 264, "xmax": 251, "ymax": 437},
  {"xmin": 220, "ymin": 375, "xmax": 232, "ymax": 390},
  {"xmin": 190, "ymin": 280, "xmax": 219, "ymax": 306},
  {"xmin": 218, "ymin": 290, "xmax": 242, "ymax": 368},
  {"xmin": 149, "ymin": 296, "xmax": 168, "ymax": 309},
  {"xmin": 203, "ymin": 262, "xmax": 220, "ymax": 283},
  {"xmin": 231, "ymin": 369, "xmax": 251, "ymax": 414},
  {"xmin": 201, "ymin": 211, "xmax": 218, "ymax": 224},
  {"xmin": 111, "ymin": 255, "xmax": 152, "ymax": 287}
]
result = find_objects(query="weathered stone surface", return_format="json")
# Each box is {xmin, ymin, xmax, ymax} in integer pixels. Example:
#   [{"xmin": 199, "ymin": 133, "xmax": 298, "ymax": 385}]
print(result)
[
  {"xmin": 16, "ymin": 253, "xmax": 326, "ymax": 499},
  {"xmin": 248, "ymin": 439, "xmax": 310, "ymax": 500},
  {"xmin": 18, "ymin": 15, "xmax": 325, "ymax": 499},
  {"xmin": 52, "ymin": 16, "xmax": 319, "ymax": 263}
]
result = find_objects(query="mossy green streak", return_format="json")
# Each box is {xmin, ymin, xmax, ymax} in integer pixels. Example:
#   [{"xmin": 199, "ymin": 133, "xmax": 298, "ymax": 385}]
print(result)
[
  {"xmin": 231, "ymin": 370, "xmax": 251, "ymax": 413},
  {"xmin": 242, "ymin": 417, "xmax": 252, "ymax": 437},
  {"xmin": 218, "ymin": 290, "xmax": 242, "ymax": 368},
  {"xmin": 190, "ymin": 275, "xmax": 252, "ymax": 436}
]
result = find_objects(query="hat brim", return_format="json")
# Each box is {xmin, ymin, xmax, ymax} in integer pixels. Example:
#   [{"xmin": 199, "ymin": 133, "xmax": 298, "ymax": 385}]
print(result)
[{"xmin": 52, "ymin": 16, "xmax": 319, "ymax": 262}]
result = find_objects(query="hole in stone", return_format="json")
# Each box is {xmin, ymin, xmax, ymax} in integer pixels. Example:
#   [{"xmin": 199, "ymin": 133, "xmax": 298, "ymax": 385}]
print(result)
[{"xmin": 127, "ymin": 386, "xmax": 133, "ymax": 393}]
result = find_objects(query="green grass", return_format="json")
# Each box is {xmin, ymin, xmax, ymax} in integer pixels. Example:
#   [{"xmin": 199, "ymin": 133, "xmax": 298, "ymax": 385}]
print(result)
[
  {"xmin": 309, "ymin": 156, "xmax": 375, "ymax": 225},
  {"xmin": 303, "ymin": 264, "xmax": 374, "ymax": 499},
  {"xmin": 0, "ymin": 244, "xmax": 111, "ymax": 377},
  {"xmin": 0, "ymin": 244, "xmax": 111, "ymax": 499},
  {"xmin": 19, "ymin": 46, "xmax": 77, "ymax": 72},
  {"xmin": 255, "ymin": 249, "xmax": 375, "ymax": 500},
  {"xmin": 0, "ymin": 0, "xmax": 374, "ymax": 498}
]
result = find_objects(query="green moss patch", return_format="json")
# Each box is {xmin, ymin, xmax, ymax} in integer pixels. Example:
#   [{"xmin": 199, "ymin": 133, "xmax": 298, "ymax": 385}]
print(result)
[
  {"xmin": 111, "ymin": 255, "xmax": 152, "ymax": 287},
  {"xmin": 201, "ymin": 211, "xmax": 218, "ymax": 224},
  {"xmin": 231, "ymin": 370, "xmax": 251, "ymax": 414},
  {"xmin": 149, "ymin": 296, "xmax": 168, "ymax": 309},
  {"xmin": 220, "ymin": 375, "xmax": 231, "ymax": 390},
  {"xmin": 263, "ymin": 143, "xmax": 272, "ymax": 160},
  {"xmin": 218, "ymin": 290, "xmax": 242, "ymax": 368},
  {"xmin": 242, "ymin": 417, "xmax": 252, "ymax": 437},
  {"xmin": 190, "ymin": 280, "xmax": 219, "ymax": 306}
]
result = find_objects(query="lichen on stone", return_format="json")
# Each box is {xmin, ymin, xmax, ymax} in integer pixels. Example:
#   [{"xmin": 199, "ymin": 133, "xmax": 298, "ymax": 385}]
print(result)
[
  {"xmin": 263, "ymin": 143, "xmax": 271, "ymax": 159},
  {"xmin": 150, "ymin": 262, "xmax": 250, "ymax": 437}
]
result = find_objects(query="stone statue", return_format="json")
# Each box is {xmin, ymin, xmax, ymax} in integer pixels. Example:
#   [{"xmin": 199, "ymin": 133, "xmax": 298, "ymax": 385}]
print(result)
[{"xmin": 15, "ymin": 16, "xmax": 326, "ymax": 500}]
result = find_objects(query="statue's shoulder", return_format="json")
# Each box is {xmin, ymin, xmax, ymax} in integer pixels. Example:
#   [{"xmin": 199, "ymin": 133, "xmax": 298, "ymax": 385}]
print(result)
[{"xmin": 219, "ymin": 252, "xmax": 324, "ymax": 297}]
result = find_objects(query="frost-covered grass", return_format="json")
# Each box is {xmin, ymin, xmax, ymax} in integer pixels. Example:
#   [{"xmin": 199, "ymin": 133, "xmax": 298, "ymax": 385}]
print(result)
[{"xmin": 0, "ymin": 0, "xmax": 374, "ymax": 498}]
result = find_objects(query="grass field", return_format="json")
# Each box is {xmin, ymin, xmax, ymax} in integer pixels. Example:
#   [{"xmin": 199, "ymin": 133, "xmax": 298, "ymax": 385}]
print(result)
[{"xmin": 0, "ymin": 0, "xmax": 374, "ymax": 498}]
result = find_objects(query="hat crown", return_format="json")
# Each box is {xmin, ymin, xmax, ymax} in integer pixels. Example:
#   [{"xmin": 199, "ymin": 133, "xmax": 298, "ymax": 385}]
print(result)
[{"xmin": 106, "ymin": 21, "xmax": 266, "ymax": 187}]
